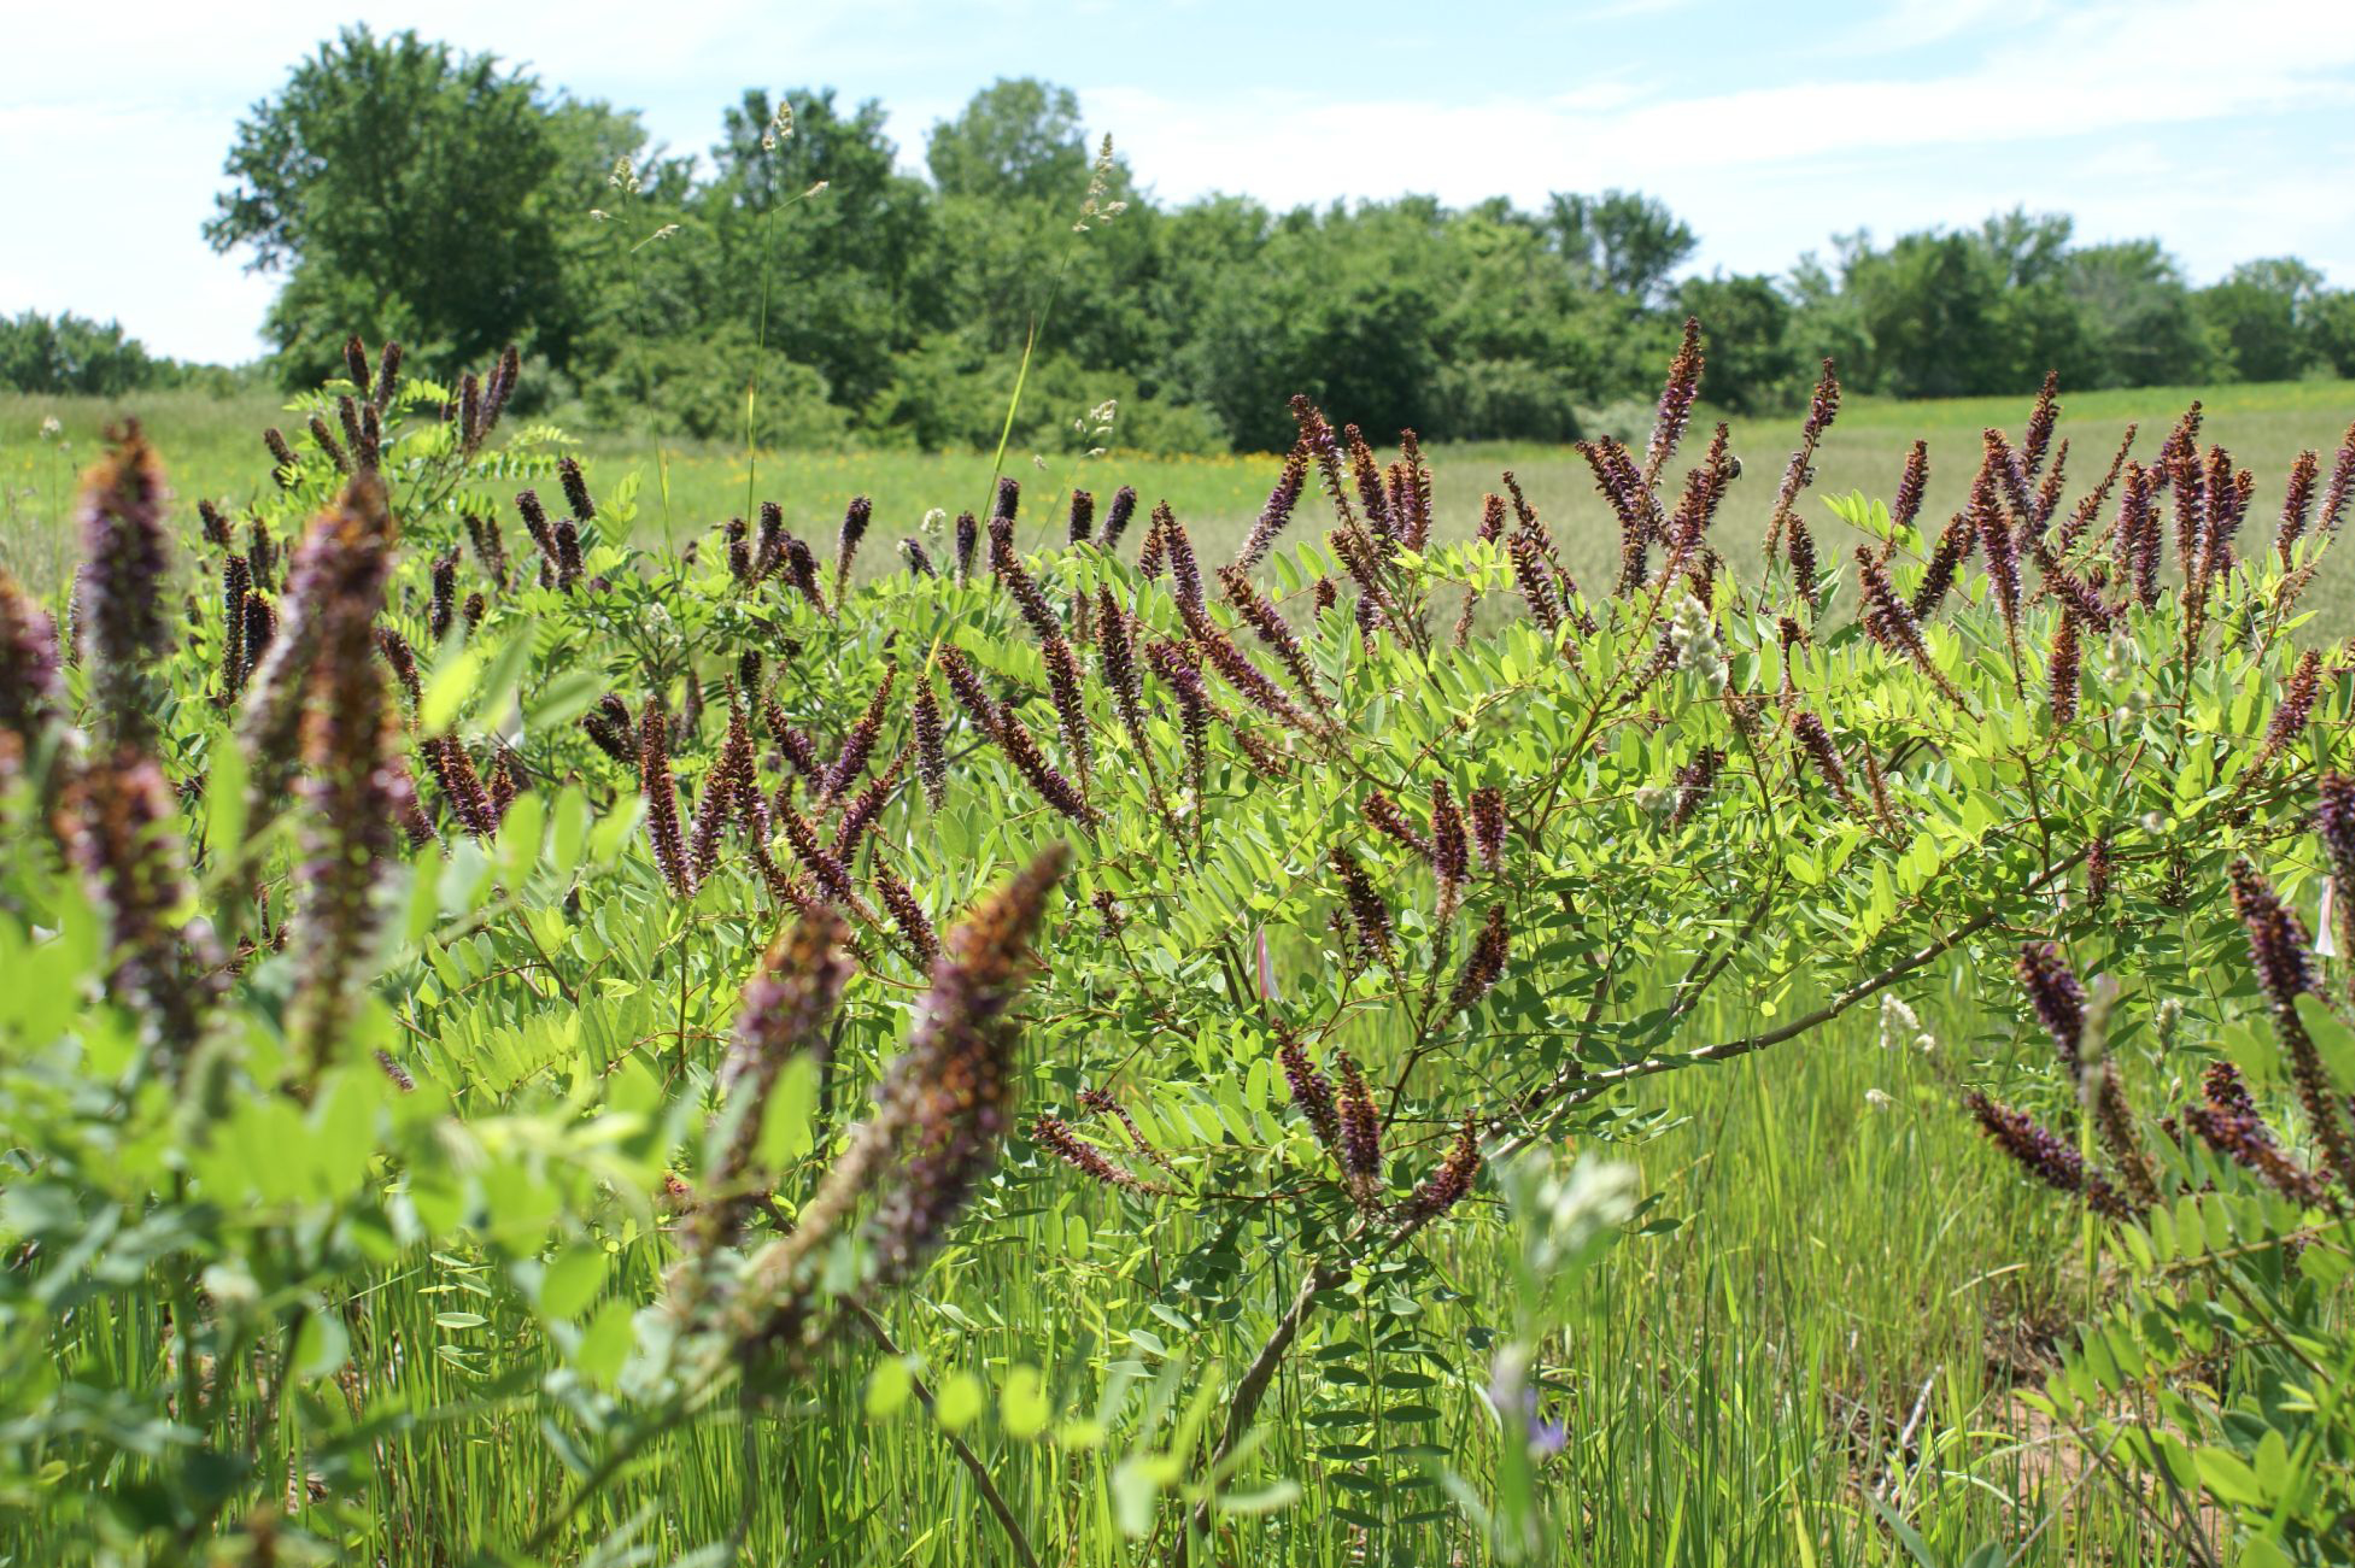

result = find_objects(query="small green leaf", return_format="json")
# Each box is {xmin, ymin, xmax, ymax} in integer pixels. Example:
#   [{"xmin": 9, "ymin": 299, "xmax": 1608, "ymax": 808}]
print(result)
[
  {"xmin": 1001, "ymin": 1364, "xmax": 1050, "ymax": 1439},
  {"xmin": 577, "ymin": 1300, "xmax": 634, "ymax": 1388},
  {"xmin": 866, "ymin": 1356, "xmax": 914, "ymax": 1419},
  {"xmin": 538, "ymin": 1246, "xmax": 605, "ymax": 1322},
  {"xmin": 934, "ymin": 1370, "xmax": 984, "ymax": 1431}
]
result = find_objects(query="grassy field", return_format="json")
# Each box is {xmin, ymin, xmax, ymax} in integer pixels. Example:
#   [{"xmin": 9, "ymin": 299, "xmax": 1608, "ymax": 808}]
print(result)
[
  {"xmin": 13, "ymin": 375, "xmax": 2334, "ymax": 1562},
  {"xmin": 7, "ymin": 377, "xmax": 2352, "ymax": 615},
  {"xmin": 323, "ymin": 998, "xmax": 2145, "ymax": 1566}
]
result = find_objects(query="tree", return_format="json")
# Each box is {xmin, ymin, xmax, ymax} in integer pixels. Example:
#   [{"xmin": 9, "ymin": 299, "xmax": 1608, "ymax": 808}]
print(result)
[
  {"xmin": 2199, "ymin": 258, "xmax": 2327, "ymax": 382},
  {"xmin": 2310, "ymin": 290, "xmax": 2355, "ymax": 380},
  {"xmin": 2063, "ymin": 241, "xmax": 2218, "ymax": 388},
  {"xmin": 1673, "ymin": 274, "xmax": 1798, "ymax": 412},
  {"xmin": 1547, "ymin": 191, "xmax": 1697, "ymax": 307},
  {"xmin": 0, "ymin": 311, "xmax": 164, "ymax": 395},
  {"xmin": 698, "ymin": 88, "xmax": 947, "ymax": 411},
  {"xmin": 205, "ymin": 25, "xmax": 627, "ymax": 382},
  {"xmin": 925, "ymin": 78, "xmax": 1096, "ymax": 206},
  {"xmin": 1827, "ymin": 219, "xmax": 2100, "ymax": 398}
]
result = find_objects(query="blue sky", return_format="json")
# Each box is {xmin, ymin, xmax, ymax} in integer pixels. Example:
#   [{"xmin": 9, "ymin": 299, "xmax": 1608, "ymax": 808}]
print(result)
[{"xmin": 5, "ymin": 0, "xmax": 2353, "ymax": 364}]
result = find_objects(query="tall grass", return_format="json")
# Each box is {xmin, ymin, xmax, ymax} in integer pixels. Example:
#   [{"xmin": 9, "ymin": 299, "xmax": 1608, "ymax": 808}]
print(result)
[{"xmin": 9, "ymin": 378, "xmax": 2353, "ymax": 618}]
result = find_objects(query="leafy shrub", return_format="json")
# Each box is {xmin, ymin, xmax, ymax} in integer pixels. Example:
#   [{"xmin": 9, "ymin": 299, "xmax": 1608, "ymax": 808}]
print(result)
[
  {"xmin": 0, "ymin": 325, "xmax": 2349, "ymax": 1563},
  {"xmin": 1959, "ymin": 802, "xmax": 2355, "ymax": 1567}
]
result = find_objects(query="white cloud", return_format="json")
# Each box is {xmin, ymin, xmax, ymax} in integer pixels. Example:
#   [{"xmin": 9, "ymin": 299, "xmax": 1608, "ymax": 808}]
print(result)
[{"xmin": 3, "ymin": 0, "xmax": 2351, "ymax": 362}]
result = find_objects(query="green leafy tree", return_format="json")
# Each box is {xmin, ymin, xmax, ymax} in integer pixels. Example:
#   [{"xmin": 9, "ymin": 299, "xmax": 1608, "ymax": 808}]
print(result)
[
  {"xmin": 0, "ymin": 310, "xmax": 167, "ymax": 394},
  {"xmin": 205, "ymin": 25, "xmax": 632, "ymax": 382},
  {"xmin": 2199, "ymin": 256, "xmax": 2328, "ymax": 382},
  {"xmin": 2063, "ymin": 240, "xmax": 2220, "ymax": 388},
  {"xmin": 1673, "ymin": 274, "xmax": 1798, "ymax": 412},
  {"xmin": 1546, "ymin": 190, "xmax": 1697, "ymax": 307},
  {"xmin": 2311, "ymin": 287, "xmax": 2355, "ymax": 378},
  {"xmin": 925, "ymin": 77, "xmax": 1095, "ymax": 205}
]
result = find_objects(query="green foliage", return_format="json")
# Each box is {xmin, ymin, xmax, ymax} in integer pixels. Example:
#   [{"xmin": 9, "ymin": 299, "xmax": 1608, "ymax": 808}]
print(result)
[
  {"xmin": 205, "ymin": 24, "xmax": 635, "ymax": 380},
  {"xmin": 197, "ymin": 41, "xmax": 2355, "ymax": 452},
  {"xmin": 0, "ymin": 311, "xmax": 252, "ymax": 397},
  {"xmin": 0, "ymin": 330, "xmax": 2350, "ymax": 1565},
  {"xmin": 1969, "ymin": 860, "xmax": 2355, "ymax": 1566}
]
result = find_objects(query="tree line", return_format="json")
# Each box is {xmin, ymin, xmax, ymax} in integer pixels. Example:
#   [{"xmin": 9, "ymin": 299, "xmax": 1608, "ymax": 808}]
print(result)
[{"xmin": 14, "ymin": 25, "xmax": 2355, "ymax": 451}]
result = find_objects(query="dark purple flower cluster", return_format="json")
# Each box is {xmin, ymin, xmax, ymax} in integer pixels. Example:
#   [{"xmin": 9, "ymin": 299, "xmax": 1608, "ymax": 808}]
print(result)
[
  {"xmin": 640, "ymin": 695, "xmax": 695, "ymax": 899},
  {"xmin": 1033, "ymin": 1113, "xmax": 1167, "ymax": 1192},
  {"xmin": 2275, "ymin": 448, "xmax": 2320, "ymax": 566},
  {"xmin": 2254, "ymin": 650, "xmax": 2321, "ymax": 768},
  {"xmin": 1909, "ymin": 515, "xmax": 1973, "ymax": 622},
  {"xmin": 1334, "ymin": 1050, "xmax": 1384, "ymax": 1210},
  {"xmin": 1965, "ymin": 1091, "xmax": 2134, "ymax": 1220},
  {"xmin": 1471, "ymin": 785, "xmax": 1507, "ymax": 870},
  {"xmin": 1330, "ymin": 846, "xmax": 1396, "ymax": 966},
  {"xmin": 691, "ymin": 910, "xmax": 854, "ymax": 1258},
  {"xmin": 1645, "ymin": 317, "xmax": 1705, "ymax": 485},
  {"xmin": 1236, "ymin": 446, "xmax": 1309, "ymax": 569},
  {"xmin": 1442, "ymin": 904, "xmax": 1510, "ymax": 1027},
  {"xmin": 1101, "ymin": 486, "xmax": 1140, "ymax": 552},
  {"xmin": 875, "ymin": 857, "xmax": 940, "ymax": 967},
  {"xmin": 1790, "ymin": 711, "xmax": 1857, "ymax": 812},
  {"xmin": 1398, "ymin": 1117, "xmax": 1482, "ymax": 1225},
  {"xmin": 2046, "ymin": 612, "xmax": 2081, "ymax": 726},
  {"xmin": 1891, "ymin": 441, "xmax": 1930, "ymax": 533},
  {"xmin": 0, "ymin": 569, "xmax": 65, "ymax": 758},
  {"xmin": 2015, "ymin": 942, "xmax": 2087, "ymax": 1068},
  {"xmin": 2228, "ymin": 858, "xmax": 2354, "ymax": 1191},
  {"xmin": 77, "ymin": 425, "xmax": 174, "ymax": 754},
  {"xmin": 820, "ymin": 665, "xmax": 896, "ymax": 806},
  {"xmin": 1278, "ymin": 1026, "xmax": 1342, "ymax": 1152},
  {"xmin": 284, "ymin": 475, "xmax": 406, "ymax": 1078},
  {"xmin": 863, "ymin": 848, "xmax": 1067, "ymax": 1279},
  {"xmin": 913, "ymin": 680, "xmax": 949, "ymax": 811},
  {"xmin": 1668, "ymin": 748, "xmax": 1723, "ymax": 829}
]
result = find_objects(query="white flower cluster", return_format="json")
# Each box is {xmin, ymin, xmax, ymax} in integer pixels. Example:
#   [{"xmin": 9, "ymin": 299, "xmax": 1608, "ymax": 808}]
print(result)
[
  {"xmin": 1668, "ymin": 595, "xmax": 1728, "ymax": 695},
  {"xmin": 762, "ymin": 100, "xmax": 794, "ymax": 154},
  {"xmin": 1877, "ymin": 994, "xmax": 1935, "ymax": 1053}
]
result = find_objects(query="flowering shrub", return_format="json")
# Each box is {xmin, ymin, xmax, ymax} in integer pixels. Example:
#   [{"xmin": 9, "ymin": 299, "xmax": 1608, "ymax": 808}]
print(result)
[
  {"xmin": 1960, "ymin": 799, "xmax": 2355, "ymax": 1568},
  {"xmin": 0, "ymin": 328, "xmax": 2348, "ymax": 1562}
]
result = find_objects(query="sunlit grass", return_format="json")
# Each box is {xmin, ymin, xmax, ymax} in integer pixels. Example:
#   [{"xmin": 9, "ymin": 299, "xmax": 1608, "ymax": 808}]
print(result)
[{"xmin": 9, "ymin": 380, "xmax": 2351, "ymax": 619}]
